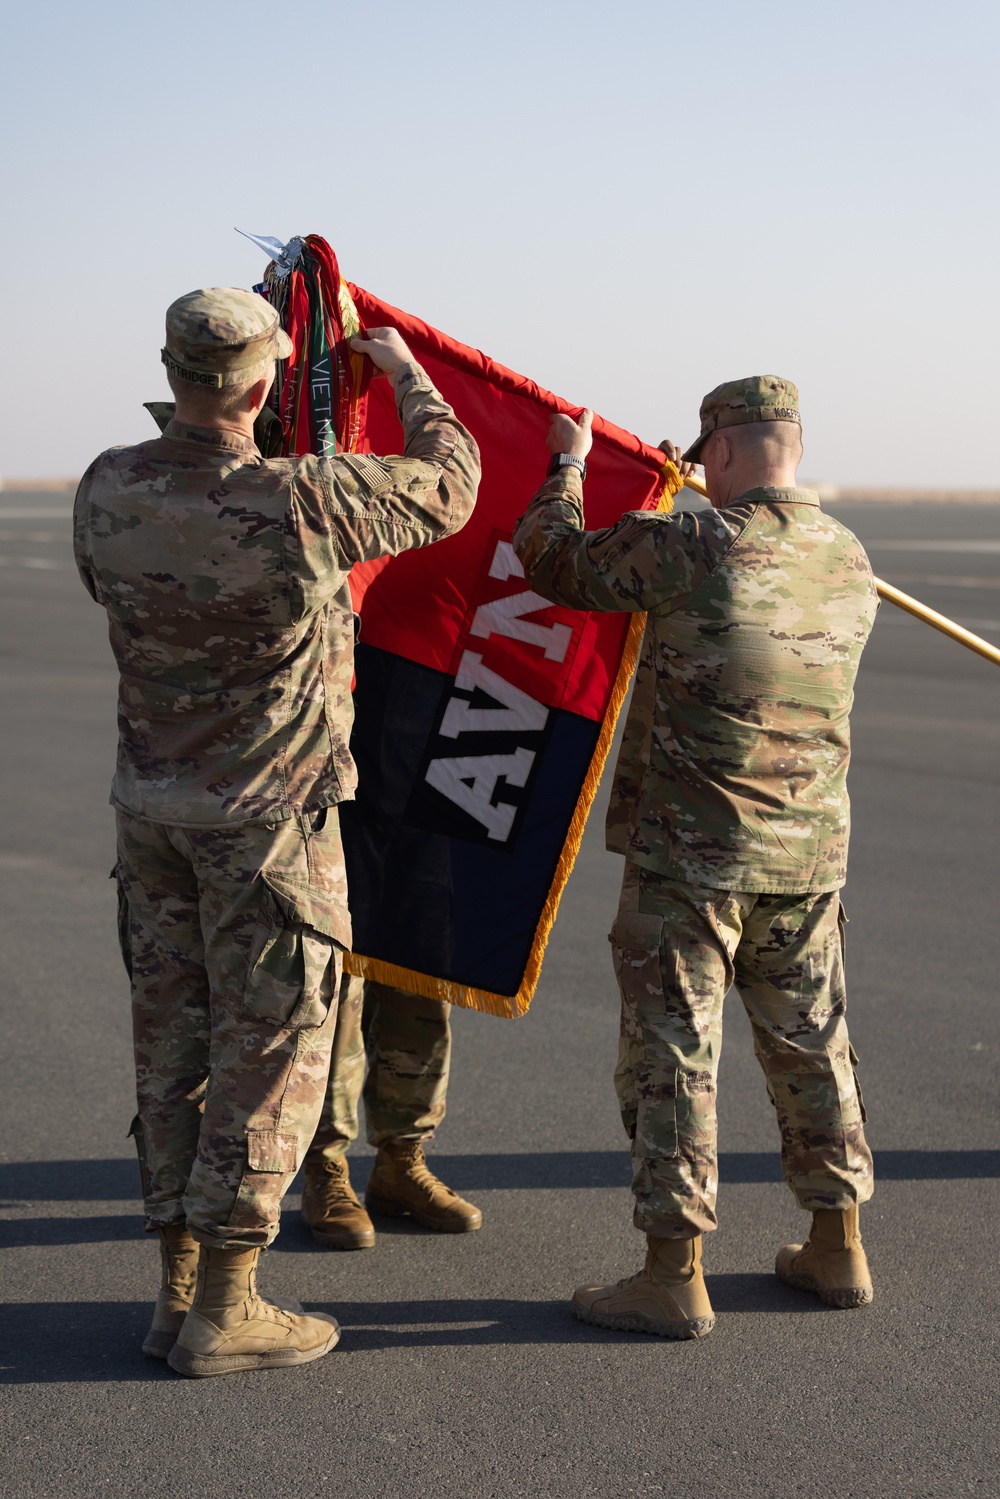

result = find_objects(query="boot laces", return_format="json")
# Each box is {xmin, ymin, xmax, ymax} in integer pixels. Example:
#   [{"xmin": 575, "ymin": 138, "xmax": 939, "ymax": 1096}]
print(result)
[
  {"xmin": 248, "ymin": 1293, "xmax": 295, "ymax": 1328},
  {"xmin": 316, "ymin": 1160, "xmax": 359, "ymax": 1208},
  {"xmin": 398, "ymin": 1144, "xmax": 454, "ymax": 1199}
]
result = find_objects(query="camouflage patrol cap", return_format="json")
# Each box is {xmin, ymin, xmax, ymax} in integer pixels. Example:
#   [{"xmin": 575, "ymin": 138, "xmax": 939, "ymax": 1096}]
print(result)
[
  {"xmin": 683, "ymin": 375, "xmax": 801, "ymax": 463},
  {"xmin": 162, "ymin": 287, "xmax": 293, "ymax": 389}
]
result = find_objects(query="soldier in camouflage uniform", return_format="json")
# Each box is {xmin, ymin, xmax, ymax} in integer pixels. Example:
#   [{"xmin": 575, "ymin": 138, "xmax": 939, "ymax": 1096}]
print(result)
[
  {"xmin": 513, "ymin": 377, "xmax": 876, "ymax": 1340},
  {"xmin": 74, "ymin": 289, "xmax": 480, "ymax": 1376},
  {"xmin": 301, "ymin": 975, "xmax": 481, "ymax": 1248}
]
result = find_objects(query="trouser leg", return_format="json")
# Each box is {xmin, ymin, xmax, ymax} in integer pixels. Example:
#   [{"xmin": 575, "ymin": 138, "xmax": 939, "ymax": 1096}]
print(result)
[
  {"xmin": 361, "ymin": 981, "xmax": 452, "ymax": 1146},
  {"xmin": 183, "ymin": 812, "xmax": 346, "ymax": 1248},
  {"xmin": 305, "ymin": 971, "xmax": 366, "ymax": 1163},
  {"xmin": 734, "ymin": 893, "xmax": 873, "ymax": 1211},
  {"xmin": 119, "ymin": 809, "xmax": 348, "ymax": 1249},
  {"xmin": 116, "ymin": 816, "xmax": 209, "ymax": 1230},
  {"xmin": 611, "ymin": 862, "xmax": 744, "ymax": 1238}
]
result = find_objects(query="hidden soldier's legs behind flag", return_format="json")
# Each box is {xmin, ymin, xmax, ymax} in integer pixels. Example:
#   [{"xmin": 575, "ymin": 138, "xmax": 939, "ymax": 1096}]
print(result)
[
  {"xmin": 303, "ymin": 976, "xmax": 481, "ymax": 1245},
  {"xmin": 361, "ymin": 979, "xmax": 451, "ymax": 1145},
  {"xmin": 300, "ymin": 972, "xmax": 374, "ymax": 1248}
]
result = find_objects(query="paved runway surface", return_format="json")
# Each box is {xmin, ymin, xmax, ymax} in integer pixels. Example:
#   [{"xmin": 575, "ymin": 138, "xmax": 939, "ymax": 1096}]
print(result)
[{"xmin": 1, "ymin": 491, "xmax": 998, "ymax": 1497}]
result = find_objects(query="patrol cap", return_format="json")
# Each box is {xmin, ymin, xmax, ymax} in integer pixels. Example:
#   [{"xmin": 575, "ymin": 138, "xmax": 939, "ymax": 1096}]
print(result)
[
  {"xmin": 683, "ymin": 375, "xmax": 801, "ymax": 463},
  {"xmin": 161, "ymin": 287, "xmax": 293, "ymax": 390}
]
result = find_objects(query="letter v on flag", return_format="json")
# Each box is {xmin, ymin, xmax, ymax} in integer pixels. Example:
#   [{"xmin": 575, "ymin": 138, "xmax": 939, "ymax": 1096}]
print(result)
[{"xmin": 340, "ymin": 284, "xmax": 681, "ymax": 1019}]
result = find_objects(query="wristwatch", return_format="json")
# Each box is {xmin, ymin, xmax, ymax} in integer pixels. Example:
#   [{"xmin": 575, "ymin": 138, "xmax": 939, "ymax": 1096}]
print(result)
[{"xmin": 547, "ymin": 452, "xmax": 587, "ymax": 480}]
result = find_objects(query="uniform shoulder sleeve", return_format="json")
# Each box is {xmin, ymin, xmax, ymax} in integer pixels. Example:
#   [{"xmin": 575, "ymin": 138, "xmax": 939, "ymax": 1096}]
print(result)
[
  {"xmin": 72, "ymin": 456, "xmax": 105, "ymax": 602},
  {"xmin": 513, "ymin": 473, "xmax": 739, "ymax": 613},
  {"xmin": 290, "ymin": 363, "xmax": 481, "ymax": 567}
]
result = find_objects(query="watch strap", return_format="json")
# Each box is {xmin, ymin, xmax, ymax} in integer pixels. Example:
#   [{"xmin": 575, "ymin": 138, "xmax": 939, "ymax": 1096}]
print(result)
[{"xmin": 547, "ymin": 452, "xmax": 587, "ymax": 480}]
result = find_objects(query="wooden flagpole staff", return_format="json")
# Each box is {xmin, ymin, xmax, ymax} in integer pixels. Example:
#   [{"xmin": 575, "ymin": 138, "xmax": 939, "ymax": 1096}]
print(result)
[{"xmin": 680, "ymin": 475, "xmax": 1000, "ymax": 670}]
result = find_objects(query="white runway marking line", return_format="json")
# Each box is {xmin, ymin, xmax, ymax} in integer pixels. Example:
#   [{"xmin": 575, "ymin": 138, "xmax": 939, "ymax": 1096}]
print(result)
[
  {"xmin": 881, "ymin": 573, "xmax": 1000, "ymax": 590},
  {"xmin": 880, "ymin": 612, "xmax": 1000, "ymax": 634},
  {"xmin": 0, "ymin": 506, "xmax": 73, "ymax": 519},
  {"xmin": 853, "ymin": 710, "xmax": 1000, "ymax": 739},
  {"xmin": 867, "ymin": 540, "xmax": 1000, "ymax": 553},
  {"xmin": 0, "ymin": 530, "xmax": 65, "ymax": 542}
]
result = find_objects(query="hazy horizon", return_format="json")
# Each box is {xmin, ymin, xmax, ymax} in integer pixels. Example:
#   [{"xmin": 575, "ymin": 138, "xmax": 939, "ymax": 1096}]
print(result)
[{"xmin": 3, "ymin": 0, "xmax": 998, "ymax": 486}]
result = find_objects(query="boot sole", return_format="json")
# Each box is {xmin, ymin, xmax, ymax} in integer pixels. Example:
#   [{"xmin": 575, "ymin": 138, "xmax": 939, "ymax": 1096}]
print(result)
[
  {"xmin": 775, "ymin": 1262, "xmax": 874, "ymax": 1309},
  {"xmin": 572, "ymin": 1303, "xmax": 715, "ymax": 1340},
  {"xmin": 308, "ymin": 1226, "xmax": 376, "ymax": 1251},
  {"xmin": 167, "ymin": 1321, "xmax": 340, "ymax": 1378},
  {"xmin": 365, "ymin": 1193, "xmax": 482, "ymax": 1233}
]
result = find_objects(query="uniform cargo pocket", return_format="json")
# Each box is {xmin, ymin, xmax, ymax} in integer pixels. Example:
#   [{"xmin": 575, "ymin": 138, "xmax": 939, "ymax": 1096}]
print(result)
[
  {"xmin": 113, "ymin": 866, "xmax": 133, "ymax": 981},
  {"xmin": 609, "ymin": 911, "xmax": 666, "ymax": 1012},
  {"xmin": 242, "ymin": 874, "xmax": 344, "ymax": 1030},
  {"xmin": 127, "ymin": 1114, "xmax": 152, "ymax": 1200},
  {"xmin": 246, "ymin": 1128, "xmax": 299, "ymax": 1175},
  {"xmin": 849, "ymin": 1042, "xmax": 868, "ymax": 1125},
  {"xmin": 610, "ymin": 910, "xmax": 678, "ymax": 1160}
]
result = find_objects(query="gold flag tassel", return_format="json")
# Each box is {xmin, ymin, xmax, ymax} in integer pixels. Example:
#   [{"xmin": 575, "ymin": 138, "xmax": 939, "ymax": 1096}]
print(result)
[{"xmin": 681, "ymin": 474, "xmax": 1000, "ymax": 670}]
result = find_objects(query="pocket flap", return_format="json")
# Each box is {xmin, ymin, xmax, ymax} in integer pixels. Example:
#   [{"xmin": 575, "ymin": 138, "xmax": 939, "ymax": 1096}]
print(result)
[
  {"xmin": 246, "ymin": 1128, "xmax": 298, "ymax": 1174},
  {"xmin": 608, "ymin": 911, "xmax": 665, "ymax": 951},
  {"xmin": 261, "ymin": 871, "xmax": 352, "ymax": 949}
]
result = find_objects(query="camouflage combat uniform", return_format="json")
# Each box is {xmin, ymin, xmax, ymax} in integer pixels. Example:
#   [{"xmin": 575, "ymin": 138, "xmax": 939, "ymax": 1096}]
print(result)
[
  {"xmin": 74, "ymin": 290, "xmax": 480, "ymax": 1248},
  {"xmin": 307, "ymin": 974, "xmax": 451, "ymax": 1163},
  {"xmin": 513, "ymin": 467, "xmax": 877, "ymax": 1237}
]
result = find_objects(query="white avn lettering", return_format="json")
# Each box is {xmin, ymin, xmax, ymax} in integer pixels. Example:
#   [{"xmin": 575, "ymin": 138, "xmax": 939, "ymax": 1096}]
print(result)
[
  {"xmin": 470, "ymin": 591, "xmax": 572, "ymax": 663},
  {"xmin": 488, "ymin": 540, "xmax": 525, "ymax": 582},
  {"xmin": 439, "ymin": 651, "xmax": 549, "ymax": 739},
  {"xmin": 424, "ymin": 748, "xmax": 535, "ymax": 842}
]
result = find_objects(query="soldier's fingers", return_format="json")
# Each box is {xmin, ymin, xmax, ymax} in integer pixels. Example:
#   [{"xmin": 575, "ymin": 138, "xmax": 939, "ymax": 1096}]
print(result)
[{"xmin": 579, "ymin": 409, "xmax": 594, "ymax": 429}]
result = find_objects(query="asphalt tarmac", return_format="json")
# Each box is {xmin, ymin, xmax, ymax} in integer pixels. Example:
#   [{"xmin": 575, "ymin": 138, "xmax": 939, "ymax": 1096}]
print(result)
[{"xmin": 1, "ymin": 491, "xmax": 998, "ymax": 1498}]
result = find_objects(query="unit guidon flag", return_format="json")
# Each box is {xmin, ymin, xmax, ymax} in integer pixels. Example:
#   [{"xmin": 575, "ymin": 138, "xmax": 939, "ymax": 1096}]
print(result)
[{"xmin": 257, "ymin": 237, "xmax": 680, "ymax": 1018}]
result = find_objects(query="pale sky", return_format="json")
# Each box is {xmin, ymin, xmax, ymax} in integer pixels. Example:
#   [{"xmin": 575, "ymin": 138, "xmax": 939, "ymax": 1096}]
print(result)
[{"xmin": 3, "ymin": 0, "xmax": 998, "ymax": 485}]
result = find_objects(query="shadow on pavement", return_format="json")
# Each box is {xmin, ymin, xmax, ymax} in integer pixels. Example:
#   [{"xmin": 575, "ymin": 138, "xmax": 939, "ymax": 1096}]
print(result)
[
  {"xmin": 0, "ymin": 1276, "xmax": 837, "ymax": 1380},
  {"xmin": 0, "ymin": 1216, "xmax": 143, "ymax": 1249},
  {"xmin": 316, "ymin": 1276, "xmax": 820, "ymax": 1349},
  {"xmin": 0, "ymin": 1303, "xmax": 172, "ymax": 1384},
  {"xmin": 2, "ymin": 1150, "xmax": 999, "ymax": 1205}
]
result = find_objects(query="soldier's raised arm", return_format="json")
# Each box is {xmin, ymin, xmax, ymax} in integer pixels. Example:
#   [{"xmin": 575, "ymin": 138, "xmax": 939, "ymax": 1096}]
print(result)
[
  {"xmin": 305, "ymin": 327, "xmax": 480, "ymax": 566},
  {"xmin": 512, "ymin": 409, "xmax": 715, "ymax": 613}
]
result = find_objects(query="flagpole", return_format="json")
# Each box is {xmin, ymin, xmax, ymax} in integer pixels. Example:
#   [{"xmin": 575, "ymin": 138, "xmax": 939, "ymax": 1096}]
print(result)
[{"xmin": 680, "ymin": 475, "xmax": 1000, "ymax": 670}]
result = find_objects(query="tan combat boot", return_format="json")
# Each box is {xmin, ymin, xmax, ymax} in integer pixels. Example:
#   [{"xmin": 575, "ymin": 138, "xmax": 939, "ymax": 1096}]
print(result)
[
  {"xmin": 167, "ymin": 1245, "xmax": 340, "ymax": 1378},
  {"xmin": 572, "ymin": 1234, "xmax": 716, "ymax": 1339},
  {"xmin": 775, "ymin": 1205, "xmax": 874, "ymax": 1309},
  {"xmin": 301, "ymin": 1154, "xmax": 375, "ymax": 1250},
  {"xmin": 143, "ymin": 1222, "xmax": 200, "ymax": 1358},
  {"xmin": 365, "ymin": 1140, "xmax": 482, "ymax": 1233}
]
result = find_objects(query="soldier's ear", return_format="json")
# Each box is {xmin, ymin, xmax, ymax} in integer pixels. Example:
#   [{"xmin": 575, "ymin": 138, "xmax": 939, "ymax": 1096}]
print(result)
[{"xmin": 248, "ymin": 375, "xmax": 273, "ymax": 416}]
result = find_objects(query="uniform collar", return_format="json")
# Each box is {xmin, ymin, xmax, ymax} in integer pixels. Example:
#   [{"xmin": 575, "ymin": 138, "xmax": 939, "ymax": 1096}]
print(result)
[
  {"xmin": 163, "ymin": 419, "xmax": 261, "ymax": 458},
  {"xmin": 728, "ymin": 485, "xmax": 820, "ymax": 508}
]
